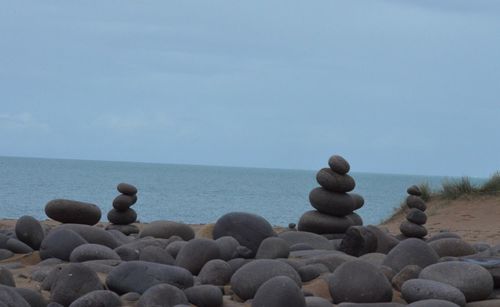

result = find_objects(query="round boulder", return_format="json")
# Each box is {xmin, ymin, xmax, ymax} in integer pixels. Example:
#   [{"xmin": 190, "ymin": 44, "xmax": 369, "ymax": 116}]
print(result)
[
  {"xmin": 15, "ymin": 216, "xmax": 44, "ymax": 250},
  {"xmin": 428, "ymin": 238, "xmax": 475, "ymax": 258},
  {"xmin": 140, "ymin": 221, "xmax": 195, "ymax": 241},
  {"xmin": 175, "ymin": 238, "xmax": 220, "ymax": 275},
  {"xmin": 184, "ymin": 285, "xmax": 223, "ymax": 307},
  {"xmin": 39, "ymin": 228, "xmax": 87, "ymax": 261},
  {"xmin": 45, "ymin": 199, "xmax": 101, "ymax": 225},
  {"xmin": 68, "ymin": 290, "xmax": 121, "ymax": 307},
  {"xmin": 382, "ymin": 238, "xmax": 439, "ymax": 273},
  {"xmin": 316, "ymin": 168, "xmax": 355, "ymax": 193},
  {"xmin": 69, "ymin": 244, "xmax": 120, "ymax": 262},
  {"xmin": 256, "ymin": 237, "xmax": 290, "ymax": 259},
  {"xmin": 137, "ymin": 283, "xmax": 188, "ymax": 307},
  {"xmin": 328, "ymin": 155, "xmax": 350, "ymax": 174},
  {"xmin": 252, "ymin": 276, "xmax": 306, "ymax": 307},
  {"xmin": 198, "ymin": 259, "xmax": 232, "ymax": 286},
  {"xmin": 401, "ymin": 279, "xmax": 466, "ymax": 307}
]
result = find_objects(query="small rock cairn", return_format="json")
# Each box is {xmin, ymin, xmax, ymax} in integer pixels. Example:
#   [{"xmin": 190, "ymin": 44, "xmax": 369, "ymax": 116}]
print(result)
[
  {"xmin": 298, "ymin": 155, "xmax": 364, "ymax": 238},
  {"xmin": 106, "ymin": 183, "xmax": 139, "ymax": 234},
  {"xmin": 399, "ymin": 185, "xmax": 428, "ymax": 238}
]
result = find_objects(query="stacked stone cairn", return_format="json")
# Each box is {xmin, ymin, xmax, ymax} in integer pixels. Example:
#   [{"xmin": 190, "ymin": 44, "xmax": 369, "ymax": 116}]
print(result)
[
  {"xmin": 106, "ymin": 183, "xmax": 139, "ymax": 234},
  {"xmin": 298, "ymin": 154, "xmax": 364, "ymax": 238},
  {"xmin": 399, "ymin": 185, "xmax": 428, "ymax": 238}
]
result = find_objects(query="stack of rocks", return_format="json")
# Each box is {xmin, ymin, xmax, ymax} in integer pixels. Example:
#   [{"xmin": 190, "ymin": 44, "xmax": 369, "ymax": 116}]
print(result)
[
  {"xmin": 106, "ymin": 183, "xmax": 139, "ymax": 235},
  {"xmin": 298, "ymin": 155, "xmax": 364, "ymax": 238},
  {"xmin": 399, "ymin": 185, "xmax": 428, "ymax": 238}
]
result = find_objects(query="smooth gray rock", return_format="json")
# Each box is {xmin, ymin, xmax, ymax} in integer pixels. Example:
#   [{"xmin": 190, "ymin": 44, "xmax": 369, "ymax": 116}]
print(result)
[
  {"xmin": 40, "ymin": 229, "xmax": 87, "ymax": 261},
  {"xmin": 139, "ymin": 245, "xmax": 175, "ymax": 265},
  {"xmin": 279, "ymin": 231, "xmax": 333, "ymax": 250},
  {"xmin": 112, "ymin": 194, "xmax": 137, "ymax": 211},
  {"xmin": 184, "ymin": 285, "xmax": 223, "ymax": 307},
  {"xmin": 428, "ymin": 238, "xmax": 475, "ymax": 257},
  {"xmin": 45, "ymin": 199, "xmax": 101, "ymax": 225},
  {"xmin": 298, "ymin": 263, "xmax": 330, "ymax": 282},
  {"xmin": 426, "ymin": 232, "xmax": 462, "ymax": 243},
  {"xmin": 327, "ymin": 260, "xmax": 392, "ymax": 304},
  {"xmin": 407, "ymin": 299, "xmax": 459, "ymax": 306},
  {"xmin": 0, "ymin": 249, "xmax": 14, "ymax": 261},
  {"xmin": 140, "ymin": 221, "xmax": 195, "ymax": 241},
  {"xmin": 365, "ymin": 226, "xmax": 399, "ymax": 254},
  {"xmin": 359, "ymin": 253, "xmax": 386, "ymax": 268},
  {"xmin": 70, "ymin": 244, "xmax": 120, "ymax": 262},
  {"xmin": 175, "ymin": 238, "xmax": 220, "ymax": 275},
  {"xmin": 166, "ymin": 241, "xmax": 188, "ymax": 259},
  {"xmin": 6, "ymin": 238, "xmax": 33, "ymax": 254},
  {"xmin": 328, "ymin": 155, "xmax": 350, "ymax": 174},
  {"xmin": 298, "ymin": 210, "xmax": 355, "ymax": 234},
  {"xmin": 391, "ymin": 265, "xmax": 421, "ymax": 291},
  {"xmin": 15, "ymin": 216, "xmax": 44, "ymax": 250},
  {"xmin": 214, "ymin": 236, "xmax": 239, "ymax": 261},
  {"xmin": 0, "ymin": 267, "xmax": 15, "ymax": 286},
  {"xmin": 115, "ymin": 246, "xmax": 139, "ymax": 261},
  {"xmin": 0, "ymin": 285, "xmax": 30, "ymax": 307},
  {"xmin": 400, "ymin": 220, "xmax": 427, "ymax": 238},
  {"xmin": 305, "ymin": 296, "xmax": 333, "ymax": 307},
  {"xmin": 406, "ymin": 196, "xmax": 427, "ymax": 211},
  {"xmin": 107, "ymin": 208, "xmax": 137, "ymax": 225},
  {"xmin": 303, "ymin": 251, "xmax": 357, "ymax": 272},
  {"xmin": 137, "ymin": 283, "xmax": 188, "ymax": 307},
  {"xmin": 339, "ymin": 226, "xmax": 377, "ymax": 257},
  {"xmin": 227, "ymin": 258, "xmax": 252, "ymax": 274},
  {"xmin": 349, "ymin": 193, "xmax": 365, "ymax": 210},
  {"xmin": 198, "ymin": 259, "xmax": 232, "ymax": 286},
  {"xmin": 13, "ymin": 288, "xmax": 47, "ymax": 307},
  {"xmin": 382, "ymin": 238, "xmax": 439, "ymax": 272},
  {"xmin": 230, "ymin": 259, "xmax": 301, "ymax": 300},
  {"xmin": 402, "ymin": 279, "xmax": 466, "ymax": 307},
  {"xmin": 256, "ymin": 237, "xmax": 290, "ymax": 259},
  {"xmin": 419, "ymin": 261, "xmax": 494, "ymax": 302},
  {"xmin": 105, "ymin": 224, "xmax": 139, "ymax": 235},
  {"xmin": 406, "ymin": 208, "xmax": 427, "ymax": 225},
  {"xmin": 407, "ymin": 185, "xmax": 422, "ymax": 196},
  {"xmin": 56, "ymin": 224, "xmax": 119, "ymax": 248},
  {"xmin": 338, "ymin": 304, "xmax": 405, "ymax": 307},
  {"xmin": 252, "ymin": 276, "xmax": 306, "ymax": 307},
  {"xmin": 309, "ymin": 188, "xmax": 355, "ymax": 216},
  {"xmin": 68, "ymin": 290, "xmax": 120, "ymax": 307},
  {"xmin": 213, "ymin": 212, "xmax": 275, "ymax": 258},
  {"xmin": 106, "ymin": 261, "xmax": 194, "ymax": 294},
  {"xmin": 316, "ymin": 168, "xmax": 355, "ymax": 193},
  {"xmin": 117, "ymin": 182, "xmax": 137, "ymax": 195}
]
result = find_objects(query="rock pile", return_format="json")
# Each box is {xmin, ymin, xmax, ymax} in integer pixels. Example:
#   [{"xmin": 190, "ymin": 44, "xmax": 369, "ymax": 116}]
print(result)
[
  {"xmin": 400, "ymin": 185, "xmax": 428, "ymax": 238},
  {"xmin": 298, "ymin": 155, "xmax": 364, "ymax": 238},
  {"xmin": 106, "ymin": 183, "xmax": 139, "ymax": 235}
]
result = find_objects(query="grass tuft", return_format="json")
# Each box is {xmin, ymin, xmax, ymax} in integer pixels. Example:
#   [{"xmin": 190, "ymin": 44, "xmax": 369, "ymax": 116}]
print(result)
[
  {"xmin": 479, "ymin": 171, "xmax": 500, "ymax": 194},
  {"xmin": 440, "ymin": 177, "xmax": 478, "ymax": 199}
]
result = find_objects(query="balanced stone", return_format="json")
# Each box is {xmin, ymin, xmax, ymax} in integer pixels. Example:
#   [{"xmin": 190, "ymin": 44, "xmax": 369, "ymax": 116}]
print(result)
[
  {"xmin": 309, "ymin": 188, "xmax": 355, "ymax": 216},
  {"xmin": 316, "ymin": 168, "xmax": 355, "ymax": 192},
  {"xmin": 298, "ymin": 210, "xmax": 354, "ymax": 234},
  {"xmin": 112, "ymin": 194, "xmax": 137, "ymax": 211},
  {"xmin": 350, "ymin": 193, "xmax": 365, "ymax": 210},
  {"xmin": 15, "ymin": 215, "xmax": 44, "ymax": 250},
  {"xmin": 406, "ymin": 195, "xmax": 427, "ymax": 211},
  {"xmin": 107, "ymin": 208, "xmax": 137, "ymax": 225},
  {"xmin": 400, "ymin": 220, "xmax": 428, "ymax": 238},
  {"xmin": 406, "ymin": 208, "xmax": 427, "ymax": 225},
  {"xmin": 407, "ymin": 185, "xmax": 422, "ymax": 196},
  {"xmin": 117, "ymin": 183, "xmax": 137, "ymax": 195},
  {"xmin": 328, "ymin": 155, "xmax": 350, "ymax": 174},
  {"xmin": 45, "ymin": 199, "xmax": 102, "ymax": 225}
]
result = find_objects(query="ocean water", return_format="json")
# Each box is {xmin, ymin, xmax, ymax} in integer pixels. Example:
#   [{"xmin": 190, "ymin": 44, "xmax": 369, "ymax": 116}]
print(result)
[{"xmin": 0, "ymin": 156, "xmax": 484, "ymax": 226}]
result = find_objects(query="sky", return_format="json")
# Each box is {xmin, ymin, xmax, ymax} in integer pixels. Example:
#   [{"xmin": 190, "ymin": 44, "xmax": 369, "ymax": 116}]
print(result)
[{"xmin": 1, "ymin": 0, "xmax": 499, "ymax": 177}]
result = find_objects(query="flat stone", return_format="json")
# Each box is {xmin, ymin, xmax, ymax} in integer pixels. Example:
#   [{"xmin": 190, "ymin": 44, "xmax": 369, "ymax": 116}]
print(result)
[
  {"xmin": 401, "ymin": 279, "xmax": 466, "ymax": 307},
  {"xmin": 117, "ymin": 182, "xmax": 138, "ymax": 195},
  {"xmin": 309, "ymin": 188, "xmax": 355, "ymax": 216},
  {"xmin": 328, "ymin": 155, "xmax": 350, "ymax": 174},
  {"xmin": 140, "ymin": 220, "xmax": 195, "ymax": 241},
  {"xmin": 45, "ymin": 199, "xmax": 101, "ymax": 225},
  {"xmin": 382, "ymin": 238, "xmax": 439, "ymax": 273},
  {"xmin": 316, "ymin": 168, "xmax": 355, "ymax": 193},
  {"xmin": 298, "ymin": 210, "xmax": 355, "ymax": 234},
  {"xmin": 112, "ymin": 194, "xmax": 137, "ymax": 211},
  {"xmin": 400, "ymin": 221, "xmax": 427, "ymax": 238},
  {"xmin": 15, "ymin": 216, "xmax": 45, "ymax": 250},
  {"xmin": 107, "ymin": 208, "xmax": 137, "ymax": 225},
  {"xmin": 406, "ymin": 208, "xmax": 427, "ymax": 225},
  {"xmin": 406, "ymin": 196, "xmax": 427, "ymax": 211}
]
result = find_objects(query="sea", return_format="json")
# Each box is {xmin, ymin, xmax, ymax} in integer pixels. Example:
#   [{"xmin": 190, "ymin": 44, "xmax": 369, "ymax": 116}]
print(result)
[{"xmin": 0, "ymin": 156, "xmax": 486, "ymax": 226}]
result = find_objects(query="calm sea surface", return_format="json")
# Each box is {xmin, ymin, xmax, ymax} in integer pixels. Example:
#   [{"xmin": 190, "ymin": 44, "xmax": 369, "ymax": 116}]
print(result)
[{"xmin": 0, "ymin": 156, "xmax": 485, "ymax": 226}]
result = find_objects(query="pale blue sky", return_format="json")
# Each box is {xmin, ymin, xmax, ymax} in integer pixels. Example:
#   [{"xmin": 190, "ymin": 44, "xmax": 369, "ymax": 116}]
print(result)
[{"xmin": 1, "ymin": 0, "xmax": 499, "ymax": 177}]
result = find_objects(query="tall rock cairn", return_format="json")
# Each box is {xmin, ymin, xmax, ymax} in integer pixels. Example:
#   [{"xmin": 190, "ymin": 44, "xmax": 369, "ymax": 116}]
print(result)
[
  {"xmin": 106, "ymin": 183, "xmax": 139, "ymax": 234},
  {"xmin": 399, "ymin": 185, "xmax": 428, "ymax": 238},
  {"xmin": 298, "ymin": 155, "xmax": 364, "ymax": 238}
]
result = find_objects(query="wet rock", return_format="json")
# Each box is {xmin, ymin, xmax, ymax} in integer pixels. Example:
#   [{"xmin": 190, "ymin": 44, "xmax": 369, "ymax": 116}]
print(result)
[
  {"xmin": 256, "ymin": 237, "xmax": 290, "ymax": 259},
  {"xmin": 252, "ymin": 276, "xmax": 306, "ymax": 307},
  {"xmin": 68, "ymin": 290, "xmax": 121, "ymax": 307},
  {"xmin": 15, "ymin": 216, "xmax": 45, "ymax": 250},
  {"xmin": 137, "ymin": 283, "xmax": 188, "ymax": 307},
  {"xmin": 45, "ymin": 199, "xmax": 101, "ymax": 225},
  {"xmin": 175, "ymin": 238, "xmax": 220, "ymax": 275},
  {"xmin": 184, "ymin": 285, "xmax": 223, "ymax": 307},
  {"xmin": 382, "ymin": 238, "xmax": 439, "ymax": 273},
  {"xmin": 401, "ymin": 279, "xmax": 466, "ymax": 307},
  {"xmin": 140, "ymin": 220, "xmax": 195, "ymax": 241}
]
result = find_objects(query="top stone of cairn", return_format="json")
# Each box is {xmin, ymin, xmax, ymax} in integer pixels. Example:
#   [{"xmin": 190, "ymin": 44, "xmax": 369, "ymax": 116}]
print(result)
[
  {"xmin": 407, "ymin": 185, "xmax": 422, "ymax": 196},
  {"xmin": 328, "ymin": 155, "xmax": 350, "ymax": 175},
  {"xmin": 117, "ymin": 183, "xmax": 137, "ymax": 196}
]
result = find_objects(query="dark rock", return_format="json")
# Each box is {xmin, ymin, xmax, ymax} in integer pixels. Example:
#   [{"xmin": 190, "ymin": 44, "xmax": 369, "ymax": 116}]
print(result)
[
  {"xmin": 139, "ymin": 245, "xmax": 175, "ymax": 265},
  {"xmin": 298, "ymin": 263, "xmax": 329, "ymax": 282},
  {"xmin": 290, "ymin": 243, "xmax": 314, "ymax": 251},
  {"xmin": 406, "ymin": 208, "xmax": 427, "ymax": 225},
  {"xmin": 309, "ymin": 188, "xmax": 355, "ymax": 216},
  {"xmin": 13, "ymin": 288, "xmax": 47, "ymax": 307},
  {"xmin": 198, "ymin": 259, "xmax": 232, "ymax": 286},
  {"xmin": 50, "ymin": 263, "xmax": 104, "ymax": 306},
  {"xmin": 406, "ymin": 196, "xmax": 427, "ymax": 211},
  {"xmin": 350, "ymin": 193, "xmax": 365, "ymax": 210},
  {"xmin": 0, "ymin": 267, "xmax": 15, "ymax": 287},
  {"xmin": 279, "ymin": 231, "xmax": 333, "ymax": 250},
  {"xmin": 112, "ymin": 194, "xmax": 137, "ymax": 211},
  {"xmin": 419, "ymin": 261, "xmax": 494, "ymax": 302},
  {"xmin": 175, "ymin": 238, "xmax": 220, "ymax": 275},
  {"xmin": 328, "ymin": 155, "xmax": 350, "ymax": 174},
  {"xmin": 140, "ymin": 220, "xmax": 195, "ymax": 241},
  {"xmin": 213, "ymin": 212, "xmax": 275, "ymax": 258},
  {"xmin": 82, "ymin": 259, "xmax": 121, "ymax": 274},
  {"xmin": 137, "ymin": 283, "xmax": 188, "ymax": 307},
  {"xmin": 391, "ymin": 265, "xmax": 421, "ymax": 291},
  {"xmin": 298, "ymin": 211, "xmax": 355, "ymax": 234},
  {"xmin": 57, "ymin": 224, "xmax": 119, "ymax": 248},
  {"xmin": 288, "ymin": 223, "xmax": 297, "ymax": 229},
  {"xmin": 15, "ymin": 216, "xmax": 44, "ymax": 250},
  {"xmin": 337, "ymin": 304, "xmax": 405, "ymax": 307},
  {"xmin": 401, "ymin": 279, "xmax": 466, "ymax": 306},
  {"xmin": 0, "ymin": 285, "xmax": 30, "ymax": 307},
  {"xmin": 359, "ymin": 253, "xmax": 386, "ymax": 267},
  {"xmin": 6, "ymin": 238, "xmax": 33, "ymax": 254},
  {"xmin": 426, "ymin": 232, "xmax": 462, "ymax": 243},
  {"xmin": 256, "ymin": 237, "xmax": 290, "ymax": 259},
  {"xmin": 40, "ymin": 229, "xmax": 87, "ymax": 261},
  {"xmin": 0, "ymin": 249, "xmax": 14, "ymax": 261},
  {"xmin": 252, "ymin": 276, "xmax": 306, "ymax": 307},
  {"xmin": 472, "ymin": 242, "xmax": 491, "ymax": 253},
  {"xmin": 106, "ymin": 261, "xmax": 194, "ymax": 294},
  {"xmin": 400, "ymin": 221, "xmax": 428, "ymax": 238},
  {"xmin": 105, "ymin": 224, "xmax": 139, "ymax": 235},
  {"xmin": 339, "ymin": 226, "xmax": 378, "ymax": 257},
  {"xmin": 316, "ymin": 168, "xmax": 355, "ymax": 192},
  {"xmin": 347, "ymin": 212, "xmax": 363, "ymax": 226},
  {"xmin": 166, "ymin": 241, "xmax": 188, "ymax": 259},
  {"xmin": 407, "ymin": 299, "xmax": 460, "ymax": 306},
  {"xmin": 428, "ymin": 238, "xmax": 475, "ymax": 257},
  {"xmin": 327, "ymin": 260, "xmax": 392, "ymax": 304},
  {"xmin": 302, "ymin": 251, "xmax": 356, "ymax": 272},
  {"xmin": 45, "ymin": 199, "xmax": 101, "ymax": 225},
  {"xmin": 305, "ymin": 296, "xmax": 333, "ymax": 307},
  {"xmin": 121, "ymin": 292, "xmax": 140, "ymax": 301},
  {"xmin": 215, "ymin": 236, "xmax": 239, "ymax": 261},
  {"xmin": 115, "ymin": 246, "xmax": 139, "ymax": 261},
  {"xmin": 184, "ymin": 285, "xmax": 223, "ymax": 307},
  {"xmin": 407, "ymin": 185, "xmax": 422, "ymax": 196},
  {"xmin": 117, "ymin": 182, "xmax": 138, "ymax": 195},
  {"xmin": 48, "ymin": 303, "xmax": 64, "ymax": 307},
  {"xmin": 106, "ymin": 229, "xmax": 134, "ymax": 245},
  {"xmin": 69, "ymin": 244, "xmax": 120, "ymax": 262},
  {"xmin": 365, "ymin": 226, "xmax": 399, "ymax": 254},
  {"xmin": 230, "ymin": 259, "xmax": 301, "ymax": 300},
  {"xmin": 382, "ymin": 238, "xmax": 438, "ymax": 273},
  {"xmin": 227, "ymin": 258, "xmax": 252, "ymax": 274},
  {"xmin": 107, "ymin": 208, "xmax": 137, "ymax": 225},
  {"xmin": 68, "ymin": 290, "xmax": 121, "ymax": 307}
]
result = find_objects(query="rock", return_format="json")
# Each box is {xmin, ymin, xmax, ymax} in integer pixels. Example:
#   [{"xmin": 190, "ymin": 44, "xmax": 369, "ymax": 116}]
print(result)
[
  {"xmin": 107, "ymin": 208, "xmax": 137, "ymax": 225},
  {"xmin": 0, "ymin": 249, "xmax": 14, "ymax": 261},
  {"xmin": 350, "ymin": 193, "xmax": 365, "ymax": 210},
  {"xmin": 68, "ymin": 290, "xmax": 121, "ymax": 307},
  {"xmin": 328, "ymin": 155, "xmax": 350, "ymax": 174},
  {"xmin": 45, "ymin": 199, "xmax": 101, "ymax": 225},
  {"xmin": 419, "ymin": 261, "xmax": 494, "ymax": 302},
  {"xmin": 298, "ymin": 211, "xmax": 355, "ymax": 234},
  {"xmin": 309, "ymin": 188, "xmax": 355, "ymax": 216},
  {"xmin": 50, "ymin": 263, "xmax": 104, "ymax": 306},
  {"xmin": 117, "ymin": 183, "xmax": 138, "ymax": 195},
  {"xmin": 40, "ymin": 228, "xmax": 87, "ymax": 261},
  {"xmin": 391, "ymin": 265, "xmax": 422, "ymax": 292},
  {"xmin": 407, "ymin": 299, "xmax": 460, "ymax": 306},
  {"xmin": 213, "ymin": 212, "xmax": 275, "ymax": 258},
  {"xmin": 175, "ymin": 238, "xmax": 220, "ymax": 275},
  {"xmin": 13, "ymin": 288, "xmax": 47, "ymax": 307},
  {"xmin": 215, "ymin": 236, "xmax": 240, "ymax": 261},
  {"xmin": 140, "ymin": 220, "xmax": 195, "ymax": 241},
  {"xmin": 327, "ymin": 260, "xmax": 392, "ymax": 304},
  {"xmin": 406, "ymin": 208, "xmax": 427, "ymax": 225},
  {"xmin": 339, "ymin": 226, "xmax": 378, "ymax": 257},
  {"xmin": 0, "ymin": 285, "xmax": 30, "ymax": 307},
  {"xmin": 428, "ymin": 238, "xmax": 475, "ymax": 257},
  {"xmin": 359, "ymin": 253, "xmax": 386, "ymax": 268},
  {"xmin": 106, "ymin": 261, "xmax": 194, "ymax": 294},
  {"xmin": 105, "ymin": 224, "xmax": 139, "ymax": 235},
  {"xmin": 382, "ymin": 238, "xmax": 439, "ymax": 272},
  {"xmin": 115, "ymin": 246, "xmax": 139, "ymax": 261},
  {"xmin": 337, "ymin": 304, "xmax": 405, "ymax": 307},
  {"xmin": 0, "ymin": 267, "xmax": 15, "ymax": 287},
  {"xmin": 198, "ymin": 259, "xmax": 232, "ymax": 286},
  {"xmin": 184, "ymin": 285, "xmax": 223, "ymax": 307},
  {"xmin": 230, "ymin": 259, "xmax": 301, "ymax": 300},
  {"xmin": 15, "ymin": 216, "xmax": 44, "ymax": 250},
  {"xmin": 139, "ymin": 246, "xmax": 175, "ymax": 265},
  {"xmin": 69, "ymin": 244, "xmax": 121, "ymax": 262},
  {"xmin": 316, "ymin": 168, "xmax": 355, "ymax": 192},
  {"xmin": 347, "ymin": 212, "xmax": 363, "ymax": 226},
  {"xmin": 305, "ymin": 296, "xmax": 333, "ymax": 307},
  {"xmin": 57, "ymin": 224, "xmax": 119, "ymax": 248},
  {"xmin": 298, "ymin": 263, "xmax": 330, "ymax": 282},
  {"xmin": 365, "ymin": 226, "xmax": 399, "ymax": 254},
  {"xmin": 256, "ymin": 237, "xmax": 290, "ymax": 259},
  {"xmin": 166, "ymin": 241, "xmax": 188, "ymax": 259},
  {"xmin": 406, "ymin": 196, "xmax": 427, "ymax": 211},
  {"xmin": 407, "ymin": 185, "xmax": 422, "ymax": 196},
  {"xmin": 279, "ymin": 231, "xmax": 333, "ymax": 250},
  {"xmin": 252, "ymin": 276, "xmax": 306, "ymax": 307},
  {"xmin": 464, "ymin": 300, "xmax": 500, "ymax": 307},
  {"xmin": 137, "ymin": 283, "xmax": 188, "ymax": 307},
  {"xmin": 426, "ymin": 232, "xmax": 462, "ymax": 243},
  {"xmin": 401, "ymin": 279, "xmax": 466, "ymax": 306},
  {"xmin": 112, "ymin": 194, "xmax": 137, "ymax": 211},
  {"xmin": 400, "ymin": 221, "xmax": 428, "ymax": 238},
  {"xmin": 6, "ymin": 238, "xmax": 33, "ymax": 254}
]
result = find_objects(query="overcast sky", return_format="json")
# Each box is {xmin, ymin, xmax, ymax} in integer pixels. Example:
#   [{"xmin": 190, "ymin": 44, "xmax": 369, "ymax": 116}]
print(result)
[{"xmin": 1, "ymin": 0, "xmax": 499, "ymax": 177}]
